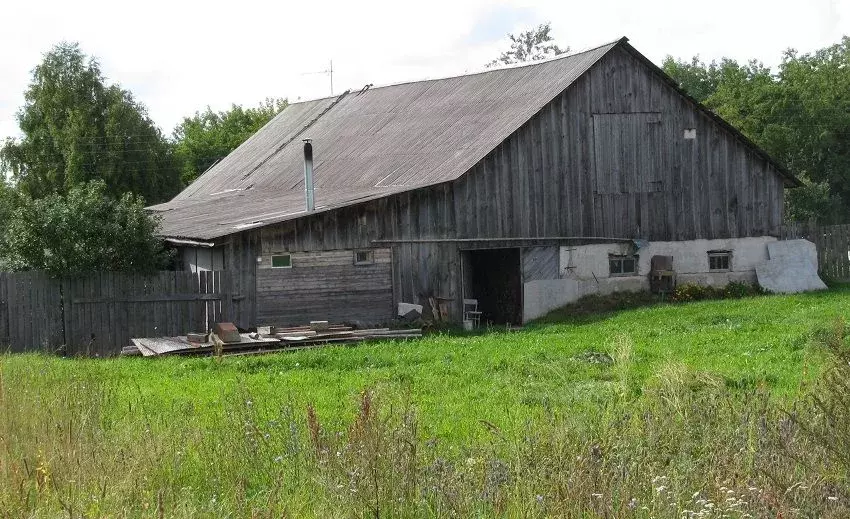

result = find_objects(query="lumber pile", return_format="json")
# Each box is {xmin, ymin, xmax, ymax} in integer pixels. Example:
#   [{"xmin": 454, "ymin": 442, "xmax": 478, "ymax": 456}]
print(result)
[{"xmin": 122, "ymin": 321, "xmax": 422, "ymax": 357}]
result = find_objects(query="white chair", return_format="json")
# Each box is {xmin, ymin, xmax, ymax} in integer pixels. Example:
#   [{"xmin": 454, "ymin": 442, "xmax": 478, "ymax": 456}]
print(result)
[{"xmin": 463, "ymin": 299, "xmax": 482, "ymax": 329}]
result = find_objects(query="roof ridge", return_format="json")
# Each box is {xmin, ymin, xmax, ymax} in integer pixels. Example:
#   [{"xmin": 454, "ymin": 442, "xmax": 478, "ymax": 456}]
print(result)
[{"xmin": 287, "ymin": 36, "xmax": 626, "ymax": 107}]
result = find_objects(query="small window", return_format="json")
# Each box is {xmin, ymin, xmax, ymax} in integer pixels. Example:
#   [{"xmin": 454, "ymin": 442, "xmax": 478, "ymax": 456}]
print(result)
[
  {"xmin": 354, "ymin": 250, "xmax": 374, "ymax": 265},
  {"xmin": 271, "ymin": 254, "xmax": 292, "ymax": 268},
  {"xmin": 609, "ymin": 255, "xmax": 638, "ymax": 277},
  {"xmin": 708, "ymin": 251, "xmax": 731, "ymax": 271}
]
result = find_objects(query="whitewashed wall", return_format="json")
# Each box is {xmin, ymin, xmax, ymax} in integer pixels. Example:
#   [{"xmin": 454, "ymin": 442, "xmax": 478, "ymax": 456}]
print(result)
[{"xmin": 523, "ymin": 236, "xmax": 776, "ymax": 322}]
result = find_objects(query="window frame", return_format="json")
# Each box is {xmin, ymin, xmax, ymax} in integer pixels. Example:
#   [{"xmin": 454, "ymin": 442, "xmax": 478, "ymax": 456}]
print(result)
[
  {"xmin": 609, "ymin": 254, "xmax": 639, "ymax": 277},
  {"xmin": 707, "ymin": 250, "xmax": 731, "ymax": 272},
  {"xmin": 270, "ymin": 253, "xmax": 292, "ymax": 269},
  {"xmin": 353, "ymin": 249, "xmax": 375, "ymax": 266}
]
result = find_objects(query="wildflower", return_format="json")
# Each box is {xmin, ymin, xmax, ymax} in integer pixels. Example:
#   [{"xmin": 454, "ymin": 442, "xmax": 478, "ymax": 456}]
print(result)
[
  {"xmin": 828, "ymin": 496, "xmax": 838, "ymax": 502},
  {"xmin": 628, "ymin": 497, "xmax": 638, "ymax": 509},
  {"xmin": 592, "ymin": 493, "xmax": 603, "ymax": 498},
  {"xmin": 273, "ymin": 456, "xmax": 283, "ymax": 463},
  {"xmin": 656, "ymin": 486, "xmax": 667, "ymax": 494},
  {"xmin": 535, "ymin": 495, "xmax": 544, "ymax": 504}
]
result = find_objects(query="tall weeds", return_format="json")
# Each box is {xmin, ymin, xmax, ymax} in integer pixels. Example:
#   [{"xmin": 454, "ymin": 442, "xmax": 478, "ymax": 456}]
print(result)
[{"xmin": 1, "ymin": 323, "xmax": 849, "ymax": 517}]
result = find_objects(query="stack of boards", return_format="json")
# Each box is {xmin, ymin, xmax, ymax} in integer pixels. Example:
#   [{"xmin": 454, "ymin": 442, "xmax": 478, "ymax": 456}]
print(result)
[{"xmin": 122, "ymin": 321, "xmax": 422, "ymax": 358}]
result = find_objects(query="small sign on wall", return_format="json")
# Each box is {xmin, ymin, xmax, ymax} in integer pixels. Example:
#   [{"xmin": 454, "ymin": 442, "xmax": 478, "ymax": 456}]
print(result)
[{"xmin": 683, "ymin": 128, "xmax": 697, "ymax": 139}]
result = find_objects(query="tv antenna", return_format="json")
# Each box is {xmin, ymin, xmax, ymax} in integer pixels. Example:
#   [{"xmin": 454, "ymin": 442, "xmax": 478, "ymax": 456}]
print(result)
[{"xmin": 301, "ymin": 60, "xmax": 334, "ymax": 96}]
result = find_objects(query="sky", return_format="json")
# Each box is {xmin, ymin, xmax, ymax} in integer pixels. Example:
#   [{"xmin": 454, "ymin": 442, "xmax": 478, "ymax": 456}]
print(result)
[{"xmin": 0, "ymin": 0, "xmax": 848, "ymax": 144}]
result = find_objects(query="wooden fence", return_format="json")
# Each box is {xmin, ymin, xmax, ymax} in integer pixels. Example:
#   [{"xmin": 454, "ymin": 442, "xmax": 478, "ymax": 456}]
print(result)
[
  {"xmin": 0, "ymin": 270, "xmax": 232, "ymax": 356},
  {"xmin": 0, "ymin": 271, "xmax": 64, "ymax": 353},
  {"xmin": 781, "ymin": 222, "xmax": 850, "ymax": 280}
]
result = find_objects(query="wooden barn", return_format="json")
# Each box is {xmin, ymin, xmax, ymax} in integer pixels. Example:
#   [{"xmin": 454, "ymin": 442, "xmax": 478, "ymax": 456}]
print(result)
[{"xmin": 150, "ymin": 37, "xmax": 799, "ymax": 328}]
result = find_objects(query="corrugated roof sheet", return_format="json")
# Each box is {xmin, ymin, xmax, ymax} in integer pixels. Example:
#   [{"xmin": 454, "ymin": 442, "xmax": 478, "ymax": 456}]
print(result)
[{"xmin": 152, "ymin": 39, "xmax": 622, "ymax": 240}]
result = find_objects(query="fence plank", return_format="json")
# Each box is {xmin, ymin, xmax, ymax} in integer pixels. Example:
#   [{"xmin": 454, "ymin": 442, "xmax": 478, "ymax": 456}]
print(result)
[
  {"xmin": 2, "ymin": 269, "xmax": 236, "ymax": 355},
  {"xmin": 0, "ymin": 273, "xmax": 8, "ymax": 349},
  {"xmin": 780, "ymin": 222, "xmax": 850, "ymax": 281}
]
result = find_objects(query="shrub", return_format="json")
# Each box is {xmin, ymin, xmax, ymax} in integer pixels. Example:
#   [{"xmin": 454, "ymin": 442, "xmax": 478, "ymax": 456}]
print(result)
[
  {"xmin": 1, "ymin": 180, "xmax": 171, "ymax": 276},
  {"xmin": 671, "ymin": 281, "xmax": 764, "ymax": 303}
]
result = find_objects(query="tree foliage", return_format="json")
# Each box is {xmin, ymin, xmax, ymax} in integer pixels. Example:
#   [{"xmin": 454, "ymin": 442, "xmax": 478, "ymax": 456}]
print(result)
[
  {"xmin": 0, "ymin": 178, "xmax": 19, "ymax": 271},
  {"xmin": 487, "ymin": 22, "xmax": 568, "ymax": 68},
  {"xmin": 1, "ymin": 180, "xmax": 170, "ymax": 276},
  {"xmin": 663, "ymin": 37, "xmax": 850, "ymax": 224},
  {"xmin": 173, "ymin": 98, "xmax": 288, "ymax": 185},
  {"xmin": 0, "ymin": 42, "xmax": 180, "ymax": 204}
]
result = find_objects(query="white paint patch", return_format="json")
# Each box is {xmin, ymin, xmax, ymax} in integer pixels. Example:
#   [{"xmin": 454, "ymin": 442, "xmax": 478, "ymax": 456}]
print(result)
[
  {"xmin": 523, "ymin": 279, "xmax": 580, "ymax": 322},
  {"xmin": 683, "ymin": 128, "xmax": 697, "ymax": 139}
]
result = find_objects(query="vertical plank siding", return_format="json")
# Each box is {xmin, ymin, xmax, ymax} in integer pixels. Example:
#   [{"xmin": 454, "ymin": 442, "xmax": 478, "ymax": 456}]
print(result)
[
  {"xmin": 0, "ymin": 272, "xmax": 63, "ymax": 352},
  {"xmin": 452, "ymin": 46, "xmax": 786, "ymax": 242},
  {"xmin": 62, "ymin": 271, "xmax": 232, "ymax": 356},
  {"xmin": 782, "ymin": 223, "xmax": 850, "ymax": 280},
  {"xmin": 1, "ymin": 271, "xmax": 232, "ymax": 356}
]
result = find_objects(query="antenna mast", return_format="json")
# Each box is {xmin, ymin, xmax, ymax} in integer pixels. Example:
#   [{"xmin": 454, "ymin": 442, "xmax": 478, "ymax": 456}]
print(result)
[{"xmin": 301, "ymin": 60, "xmax": 334, "ymax": 96}]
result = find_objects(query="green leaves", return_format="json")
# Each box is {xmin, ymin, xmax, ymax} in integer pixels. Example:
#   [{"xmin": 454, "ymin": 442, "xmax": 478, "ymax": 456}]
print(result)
[
  {"xmin": 2, "ymin": 180, "xmax": 170, "ymax": 276},
  {"xmin": 0, "ymin": 42, "xmax": 181, "ymax": 204},
  {"xmin": 487, "ymin": 22, "xmax": 567, "ymax": 68},
  {"xmin": 173, "ymin": 98, "xmax": 288, "ymax": 185}
]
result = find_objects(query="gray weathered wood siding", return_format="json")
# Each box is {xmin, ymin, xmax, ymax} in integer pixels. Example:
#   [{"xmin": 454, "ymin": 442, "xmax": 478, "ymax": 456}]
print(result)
[
  {"xmin": 223, "ymin": 232, "xmax": 258, "ymax": 329},
  {"xmin": 255, "ymin": 249, "xmax": 394, "ymax": 325},
  {"xmin": 225, "ymin": 44, "xmax": 787, "ymax": 325},
  {"xmin": 522, "ymin": 247, "xmax": 560, "ymax": 281},
  {"xmin": 453, "ymin": 45, "xmax": 786, "ymax": 241},
  {"xmin": 246, "ymin": 184, "xmax": 460, "ymax": 323}
]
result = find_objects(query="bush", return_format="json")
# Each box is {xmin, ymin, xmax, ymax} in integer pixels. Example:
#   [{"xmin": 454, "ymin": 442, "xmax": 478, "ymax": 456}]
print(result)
[
  {"xmin": 671, "ymin": 281, "xmax": 764, "ymax": 303},
  {"xmin": 1, "ymin": 180, "xmax": 171, "ymax": 276}
]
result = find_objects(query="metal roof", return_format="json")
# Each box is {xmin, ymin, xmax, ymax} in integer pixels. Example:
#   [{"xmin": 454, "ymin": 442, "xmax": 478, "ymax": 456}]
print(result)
[
  {"xmin": 152, "ymin": 37, "xmax": 797, "ymax": 241},
  {"xmin": 151, "ymin": 39, "xmax": 621, "ymax": 240}
]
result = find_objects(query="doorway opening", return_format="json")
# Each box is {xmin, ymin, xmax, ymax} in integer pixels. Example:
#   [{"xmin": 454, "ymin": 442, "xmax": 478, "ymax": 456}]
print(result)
[{"xmin": 464, "ymin": 248, "xmax": 522, "ymax": 325}]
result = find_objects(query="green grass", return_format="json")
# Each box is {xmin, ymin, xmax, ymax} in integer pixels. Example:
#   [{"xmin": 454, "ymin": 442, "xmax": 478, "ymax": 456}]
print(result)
[
  {"xmin": 2, "ymin": 286, "xmax": 850, "ymax": 517},
  {"xmin": 7, "ymin": 286, "xmax": 844, "ymax": 440}
]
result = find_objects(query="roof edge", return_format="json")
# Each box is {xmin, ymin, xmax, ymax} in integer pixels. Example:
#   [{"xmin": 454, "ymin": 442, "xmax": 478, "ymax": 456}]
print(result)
[{"xmin": 285, "ymin": 36, "xmax": 629, "ymax": 108}]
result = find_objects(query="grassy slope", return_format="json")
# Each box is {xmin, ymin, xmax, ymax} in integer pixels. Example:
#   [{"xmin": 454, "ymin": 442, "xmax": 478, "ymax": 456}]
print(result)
[{"xmin": 5, "ymin": 286, "xmax": 848, "ymax": 443}]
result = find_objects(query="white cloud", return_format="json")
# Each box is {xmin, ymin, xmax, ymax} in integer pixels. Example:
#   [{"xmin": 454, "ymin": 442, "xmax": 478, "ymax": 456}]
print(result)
[{"xmin": 0, "ymin": 0, "xmax": 847, "ymax": 143}]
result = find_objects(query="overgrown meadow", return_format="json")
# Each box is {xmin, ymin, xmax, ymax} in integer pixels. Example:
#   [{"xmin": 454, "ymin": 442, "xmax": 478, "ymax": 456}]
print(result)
[{"xmin": 1, "ymin": 287, "xmax": 849, "ymax": 517}]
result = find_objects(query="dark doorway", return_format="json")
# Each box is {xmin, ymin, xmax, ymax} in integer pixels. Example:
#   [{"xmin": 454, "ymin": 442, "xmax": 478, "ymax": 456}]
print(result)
[{"xmin": 466, "ymin": 248, "xmax": 522, "ymax": 324}]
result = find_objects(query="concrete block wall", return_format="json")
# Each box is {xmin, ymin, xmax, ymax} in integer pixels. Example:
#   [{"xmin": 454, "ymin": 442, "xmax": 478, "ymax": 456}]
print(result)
[{"xmin": 523, "ymin": 236, "xmax": 776, "ymax": 322}]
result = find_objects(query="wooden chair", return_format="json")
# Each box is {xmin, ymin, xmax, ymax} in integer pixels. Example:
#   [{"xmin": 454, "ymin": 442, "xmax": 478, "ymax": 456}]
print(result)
[
  {"xmin": 463, "ymin": 299, "xmax": 482, "ymax": 328},
  {"xmin": 649, "ymin": 255, "xmax": 676, "ymax": 294}
]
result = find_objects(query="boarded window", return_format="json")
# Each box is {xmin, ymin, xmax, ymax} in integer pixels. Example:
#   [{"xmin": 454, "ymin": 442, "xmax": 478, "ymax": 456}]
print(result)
[
  {"xmin": 609, "ymin": 255, "xmax": 638, "ymax": 277},
  {"xmin": 593, "ymin": 112, "xmax": 662, "ymax": 194},
  {"xmin": 354, "ymin": 250, "xmax": 374, "ymax": 265},
  {"xmin": 708, "ymin": 251, "xmax": 731, "ymax": 271},
  {"xmin": 271, "ymin": 254, "xmax": 292, "ymax": 268}
]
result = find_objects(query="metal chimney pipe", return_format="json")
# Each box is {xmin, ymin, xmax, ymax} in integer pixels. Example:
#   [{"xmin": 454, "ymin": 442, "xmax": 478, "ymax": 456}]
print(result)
[{"xmin": 303, "ymin": 139, "xmax": 315, "ymax": 212}]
